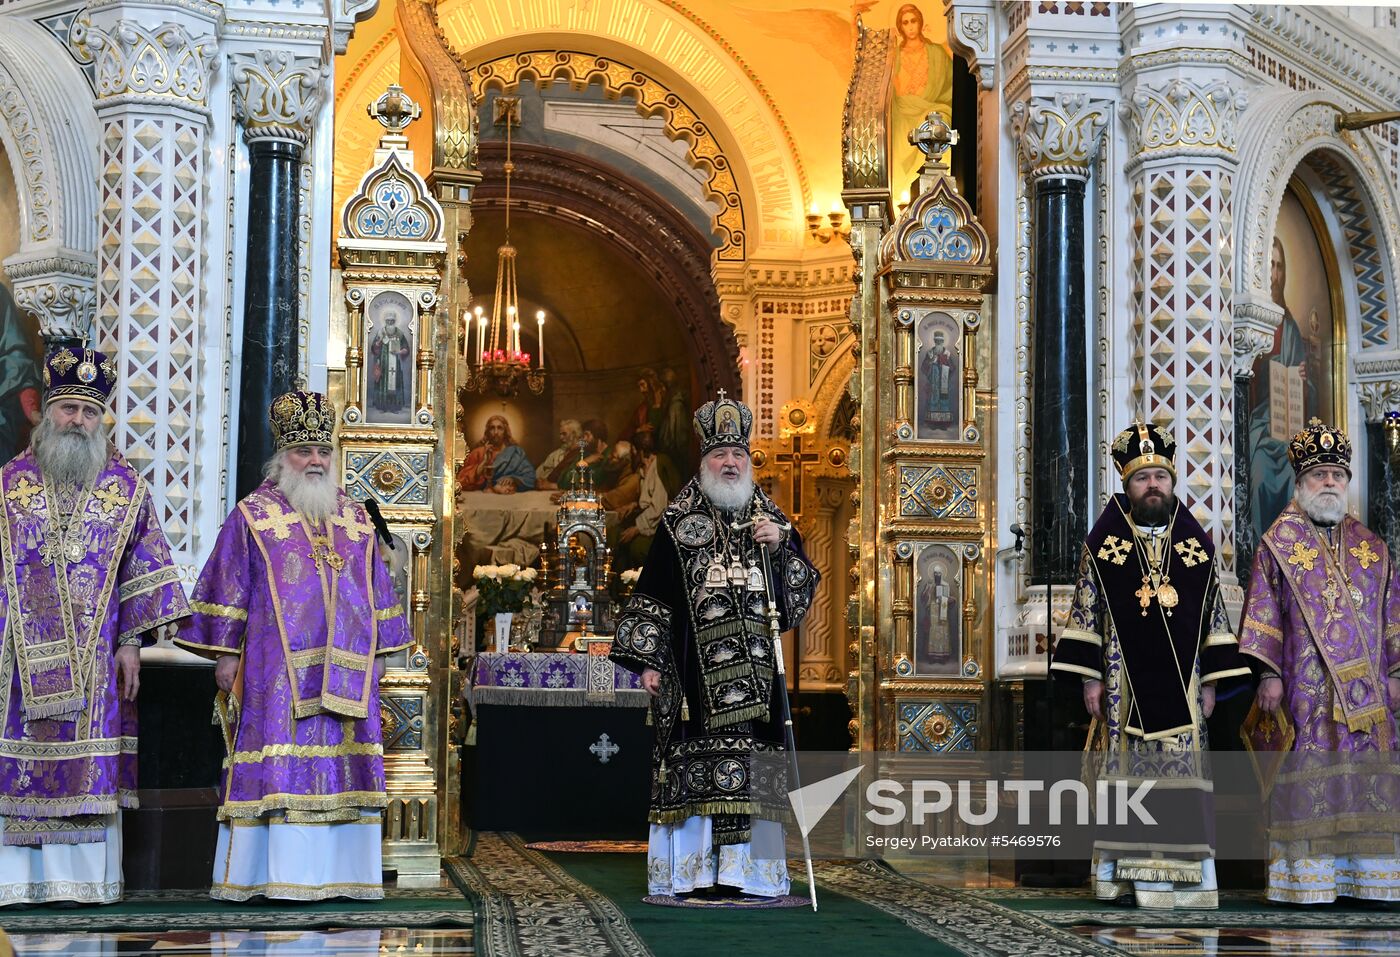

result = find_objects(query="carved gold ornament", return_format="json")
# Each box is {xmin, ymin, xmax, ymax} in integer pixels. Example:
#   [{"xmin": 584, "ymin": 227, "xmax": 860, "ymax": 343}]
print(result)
[{"xmin": 373, "ymin": 462, "xmax": 407, "ymax": 494}]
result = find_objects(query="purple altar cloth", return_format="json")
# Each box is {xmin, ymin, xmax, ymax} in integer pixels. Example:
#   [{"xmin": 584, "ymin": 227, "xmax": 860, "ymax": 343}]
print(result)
[{"xmin": 471, "ymin": 652, "xmax": 647, "ymax": 707}]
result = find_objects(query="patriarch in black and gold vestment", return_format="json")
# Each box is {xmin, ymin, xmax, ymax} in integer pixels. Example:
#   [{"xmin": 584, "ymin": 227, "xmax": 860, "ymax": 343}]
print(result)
[
  {"xmin": 1052, "ymin": 422, "xmax": 1249, "ymax": 909},
  {"xmin": 610, "ymin": 393, "xmax": 818, "ymax": 899}
]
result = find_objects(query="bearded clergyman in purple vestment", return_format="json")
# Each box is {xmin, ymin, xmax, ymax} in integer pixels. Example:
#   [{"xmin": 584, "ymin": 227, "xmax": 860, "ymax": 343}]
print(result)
[
  {"xmin": 175, "ymin": 391, "xmax": 411, "ymax": 902},
  {"xmin": 1240, "ymin": 420, "xmax": 1400, "ymax": 905},
  {"xmin": 0, "ymin": 348, "xmax": 189, "ymax": 906}
]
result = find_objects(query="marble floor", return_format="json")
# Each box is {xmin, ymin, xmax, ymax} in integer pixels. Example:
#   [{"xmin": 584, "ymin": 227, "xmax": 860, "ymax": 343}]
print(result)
[
  {"xmin": 2, "ymin": 928, "xmax": 474, "ymax": 956},
  {"xmin": 1072, "ymin": 927, "xmax": 1400, "ymax": 955}
]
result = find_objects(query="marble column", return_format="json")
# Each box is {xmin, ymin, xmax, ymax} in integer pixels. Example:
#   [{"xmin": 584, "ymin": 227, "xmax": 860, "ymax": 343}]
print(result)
[
  {"xmin": 230, "ymin": 50, "xmax": 327, "ymax": 498},
  {"xmin": 1031, "ymin": 174, "xmax": 1088, "ymax": 581},
  {"xmin": 1361, "ymin": 385, "xmax": 1400, "ymax": 556},
  {"xmin": 1011, "ymin": 95, "xmax": 1108, "ymax": 583}
]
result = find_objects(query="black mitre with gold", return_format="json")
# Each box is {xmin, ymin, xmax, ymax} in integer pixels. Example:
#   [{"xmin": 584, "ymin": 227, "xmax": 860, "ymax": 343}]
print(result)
[
  {"xmin": 1110, "ymin": 421, "xmax": 1176, "ymax": 483},
  {"xmin": 1287, "ymin": 418, "xmax": 1351, "ymax": 477},
  {"xmin": 692, "ymin": 389, "xmax": 752, "ymax": 455}
]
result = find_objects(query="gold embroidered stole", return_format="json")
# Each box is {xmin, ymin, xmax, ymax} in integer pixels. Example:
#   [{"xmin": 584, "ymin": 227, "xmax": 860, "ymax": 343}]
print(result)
[
  {"xmin": 239, "ymin": 489, "xmax": 379, "ymax": 719},
  {"xmin": 1263, "ymin": 505, "xmax": 1389, "ymax": 740}
]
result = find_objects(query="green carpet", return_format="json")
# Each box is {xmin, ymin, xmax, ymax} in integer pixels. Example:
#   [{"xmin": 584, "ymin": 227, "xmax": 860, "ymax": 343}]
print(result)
[
  {"xmin": 965, "ymin": 886, "xmax": 1400, "ymax": 929},
  {"xmin": 449, "ymin": 832, "xmax": 1125, "ymax": 956},
  {"xmin": 0, "ymin": 884, "xmax": 473, "ymax": 934}
]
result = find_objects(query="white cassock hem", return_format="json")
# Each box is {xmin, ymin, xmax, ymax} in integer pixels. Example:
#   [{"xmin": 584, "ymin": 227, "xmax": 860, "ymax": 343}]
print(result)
[
  {"xmin": 0, "ymin": 812, "xmax": 123, "ymax": 906},
  {"xmin": 647, "ymin": 816, "xmax": 789, "ymax": 897},
  {"xmin": 211, "ymin": 810, "xmax": 384, "ymax": 901}
]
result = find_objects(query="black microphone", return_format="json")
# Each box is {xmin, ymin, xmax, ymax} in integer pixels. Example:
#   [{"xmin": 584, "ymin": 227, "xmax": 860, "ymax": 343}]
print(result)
[
  {"xmin": 1009, "ymin": 523, "xmax": 1026, "ymax": 553},
  {"xmin": 363, "ymin": 499, "xmax": 396, "ymax": 549}
]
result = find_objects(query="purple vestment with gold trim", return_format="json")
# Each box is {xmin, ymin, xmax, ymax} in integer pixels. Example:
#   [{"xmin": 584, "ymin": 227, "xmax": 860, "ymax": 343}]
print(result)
[
  {"xmin": 0, "ymin": 449, "xmax": 188, "ymax": 845},
  {"xmin": 1239, "ymin": 504, "xmax": 1400, "ymax": 902},
  {"xmin": 175, "ymin": 482, "xmax": 411, "ymax": 825}
]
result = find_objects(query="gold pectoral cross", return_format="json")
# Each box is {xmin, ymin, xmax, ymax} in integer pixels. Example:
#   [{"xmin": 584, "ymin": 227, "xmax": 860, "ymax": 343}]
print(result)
[
  {"xmin": 1136, "ymin": 576, "xmax": 1155, "ymax": 616},
  {"xmin": 309, "ymin": 540, "xmax": 346, "ymax": 572},
  {"xmin": 1321, "ymin": 577, "xmax": 1342, "ymax": 626}
]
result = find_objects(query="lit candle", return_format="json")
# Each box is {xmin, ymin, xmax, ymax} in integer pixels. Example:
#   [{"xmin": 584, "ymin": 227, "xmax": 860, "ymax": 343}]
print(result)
[
  {"xmin": 512, "ymin": 320, "xmax": 520, "ymax": 361},
  {"xmin": 536, "ymin": 310, "xmax": 546, "ymax": 370},
  {"xmin": 506, "ymin": 306, "xmax": 516, "ymax": 355},
  {"xmin": 473, "ymin": 306, "xmax": 485, "ymax": 365}
]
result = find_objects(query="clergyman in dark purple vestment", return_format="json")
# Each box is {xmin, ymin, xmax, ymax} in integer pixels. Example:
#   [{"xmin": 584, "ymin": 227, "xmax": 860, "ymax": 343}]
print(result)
[
  {"xmin": 610, "ymin": 393, "xmax": 819, "ymax": 899},
  {"xmin": 0, "ymin": 348, "xmax": 189, "ymax": 906},
  {"xmin": 1052, "ymin": 422, "xmax": 1249, "ymax": 910},
  {"xmin": 1240, "ymin": 420, "xmax": 1400, "ymax": 904},
  {"xmin": 175, "ymin": 391, "xmax": 411, "ymax": 902}
]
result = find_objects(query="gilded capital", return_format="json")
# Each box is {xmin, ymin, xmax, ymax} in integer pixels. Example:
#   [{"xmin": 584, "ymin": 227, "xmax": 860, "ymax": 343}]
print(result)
[
  {"xmin": 230, "ymin": 49, "xmax": 329, "ymax": 146},
  {"xmin": 1123, "ymin": 79, "xmax": 1247, "ymax": 157},
  {"xmin": 1010, "ymin": 94, "xmax": 1111, "ymax": 180},
  {"xmin": 69, "ymin": 15, "xmax": 218, "ymax": 109}
]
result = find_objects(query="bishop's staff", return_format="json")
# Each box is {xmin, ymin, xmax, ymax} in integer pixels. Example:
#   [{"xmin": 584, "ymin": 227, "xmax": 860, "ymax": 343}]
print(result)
[{"xmin": 731, "ymin": 510, "xmax": 818, "ymax": 912}]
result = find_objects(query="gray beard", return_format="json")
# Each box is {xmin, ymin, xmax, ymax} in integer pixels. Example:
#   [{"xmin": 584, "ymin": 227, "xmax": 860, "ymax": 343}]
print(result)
[
  {"xmin": 274, "ymin": 464, "xmax": 341, "ymax": 524},
  {"xmin": 1297, "ymin": 484, "xmax": 1346, "ymax": 526},
  {"xmin": 31, "ymin": 417, "xmax": 107, "ymax": 490},
  {"xmin": 699, "ymin": 468, "xmax": 754, "ymax": 513}
]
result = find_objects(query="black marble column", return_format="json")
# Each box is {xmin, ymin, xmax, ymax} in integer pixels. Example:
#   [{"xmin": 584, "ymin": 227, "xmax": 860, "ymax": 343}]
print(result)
[
  {"xmin": 236, "ymin": 136, "xmax": 303, "ymax": 500},
  {"xmin": 1365, "ymin": 421, "xmax": 1400, "ymax": 556},
  {"xmin": 1234, "ymin": 373, "xmax": 1256, "ymax": 588},
  {"xmin": 1031, "ymin": 174, "xmax": 1088, "ymax": 582}
]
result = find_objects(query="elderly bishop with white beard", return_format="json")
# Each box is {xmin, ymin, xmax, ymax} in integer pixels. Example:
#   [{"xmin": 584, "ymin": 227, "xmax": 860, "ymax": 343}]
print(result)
[
  {"xmin": 610, "ymin": 392, "xmax": 819, "ymax": 900},
  {"xmin": 0, "ymin": 348, "xmax": 188, "ymax": 905},
  {"xmin": 176, "ymin": 391, "xmax": 411, "ymax": 901},
  {"xmin": 1240, "ymin": 420, "xmax": 1400, "ymax": 905}
]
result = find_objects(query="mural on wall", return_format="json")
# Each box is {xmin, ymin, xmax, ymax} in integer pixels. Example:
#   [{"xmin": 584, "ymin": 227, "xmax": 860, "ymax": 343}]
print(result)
[
  {"xmin": 454, "ymin": 364, "xmax": 696, "ymax": 584},
  {"xmin": 913, "ymin": 543, "xmax": 961, "ymax": 675},
  {"xmin": 0, "ymin": 283, "xmax": 43, "ymax": 467},
  {"xmin": 915, "ymin": 311, "xmax": 961, "ymax": 441},
  {"xmin": 365, "ymin": 290, "xmax": 416, "ymax": 425},
  {"xmin": 888, "ymin": 2, "xmax": 953, "ymax": 199},
  {"xmin": 1247, "ymin": 179, "xmax": 1342, "ymax": 543}
]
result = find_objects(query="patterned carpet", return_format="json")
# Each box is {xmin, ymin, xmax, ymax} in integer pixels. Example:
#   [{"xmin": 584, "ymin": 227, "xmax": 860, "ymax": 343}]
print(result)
[
  {"xmin": 450, "ymin": 833, "xmax": 1124, "ymax": 956},
  {"xmin": 0, "ymin": 883, "xmax": 473, "ymax": 934}
]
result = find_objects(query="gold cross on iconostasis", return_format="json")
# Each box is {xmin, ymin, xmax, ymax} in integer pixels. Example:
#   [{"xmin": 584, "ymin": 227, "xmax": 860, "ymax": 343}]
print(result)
[{"xmin": 751, "ymin": 399, "xmax": 851, "ymax": 532}]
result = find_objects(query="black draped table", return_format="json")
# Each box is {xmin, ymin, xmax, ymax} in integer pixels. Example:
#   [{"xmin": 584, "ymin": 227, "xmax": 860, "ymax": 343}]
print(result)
[{"xmin": 465, "ymin": 651, "xmax": 652, "ymax": 839}]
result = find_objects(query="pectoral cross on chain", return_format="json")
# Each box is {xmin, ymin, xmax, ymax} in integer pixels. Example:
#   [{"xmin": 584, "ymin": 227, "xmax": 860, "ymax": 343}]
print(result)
[
  {"xmin": 1321, "ymin": 577, "xmax": 1343, "ymax": 626},
  {"xmin": 1135, "ymin": 578, "xmax": 1155, "ymax": 616}
]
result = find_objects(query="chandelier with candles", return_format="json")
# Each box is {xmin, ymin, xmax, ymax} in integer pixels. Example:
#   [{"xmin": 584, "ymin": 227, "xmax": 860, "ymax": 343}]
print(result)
[{"xmin": 462, "ymin": 95, "xmax": 547, "ymax": 397}]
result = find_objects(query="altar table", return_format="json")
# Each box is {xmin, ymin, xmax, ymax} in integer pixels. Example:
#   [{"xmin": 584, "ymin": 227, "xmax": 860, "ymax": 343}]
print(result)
[{"xmin": 466, "ymin": 652, "xmax": 650, "ymax": 839}]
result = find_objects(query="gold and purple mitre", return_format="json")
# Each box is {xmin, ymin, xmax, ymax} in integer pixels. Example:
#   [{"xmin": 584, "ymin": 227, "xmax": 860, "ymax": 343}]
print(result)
[
  {"xmin": 1110, "ymin": 421, "xmax": 1177, "ymax": 482},
  {"xmin": 693, "ymin": 390, "xmax": 753, "ymax": 455},
  {"xmin": 43, "ymin": 347, "xmax": 117, "ymax": 407},
  {"xmin": 269, "ymin": 390, "xmax": 336, "ymax": 452},
  {"xmin": 1287, "ymin": 418, "xmax": 1351, "ymax": 477}
]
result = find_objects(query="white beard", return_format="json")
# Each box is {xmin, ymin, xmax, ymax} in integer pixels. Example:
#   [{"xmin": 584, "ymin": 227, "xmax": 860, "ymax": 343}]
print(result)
[
  {"xmin": 699, "ymin": 464, "xmax": 754, "ymax": 513},
  {"xmin": 268, "ymin": 456, "xmax": 341, "ymax": 524},
  {"xmin": 31, "ymin": 416, "xmax": 107, "ymax": 490},
  {"xmin": 1297, "ymin": 483, "xmax": 1347, "ymax": 526}
]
